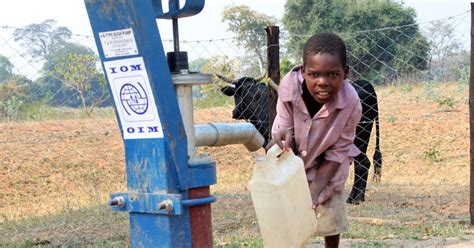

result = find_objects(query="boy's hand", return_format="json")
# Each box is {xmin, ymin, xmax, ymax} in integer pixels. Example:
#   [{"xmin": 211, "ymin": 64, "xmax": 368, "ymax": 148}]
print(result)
[
  {"xmin": 265, "ymin": 128, "xmax": 293, "ymax": 152},
  {"xmin": 309, "ymin": 180, "xmax": 322, "ymax": 209},
  {"xmin": 309, "ymin": 160, "xmax": 341, "ymax": 209}
]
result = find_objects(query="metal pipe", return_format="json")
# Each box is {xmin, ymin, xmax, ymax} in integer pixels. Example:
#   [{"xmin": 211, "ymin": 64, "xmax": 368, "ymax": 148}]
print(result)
[
  {"xmin": 172, "ymin": 73, "xmax": 211, "ymax": 158},
  {"xmin": 175, "ymin": 84, "xmax": 195, "ymax": 156},
  {"xmin": 172, "ymin": 18, "xmax": 180, "ymax": 52},
  {"xmin": 194, "ymin": 123, "xmax": 264, "ymax": 152}
]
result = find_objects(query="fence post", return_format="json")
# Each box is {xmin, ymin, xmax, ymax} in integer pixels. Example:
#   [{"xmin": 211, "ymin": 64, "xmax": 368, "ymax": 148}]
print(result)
[
  {"xmin": 470, "ymin": 2, "xmax": 474, "ymax": 225},
  {"xmin": 266, "ymin": 26, "xmax": 280, "ymax": 141}
]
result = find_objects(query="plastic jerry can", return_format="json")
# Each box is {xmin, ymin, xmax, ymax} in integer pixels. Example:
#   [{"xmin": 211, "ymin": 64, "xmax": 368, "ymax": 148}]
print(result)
[{"xmin": 248, "ymin": 144, "xmax": 317, "ymax": 248}]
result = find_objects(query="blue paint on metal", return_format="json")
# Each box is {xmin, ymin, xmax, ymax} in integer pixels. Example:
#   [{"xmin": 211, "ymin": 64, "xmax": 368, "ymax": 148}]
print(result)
[
  {"xmin": 129, "ymin": 212, "xmax": 189, "ymax": 247},
  {"xmin": 84, "ymin": 0, "xmax": 215, "ymax": 247},
  {"xmin": 188, "ymin": 159, "xmax": 217, "ymax": 188},
  {"xmin": 110, "ymin": 192, "xmax": 184, "ymax": 215},
  {"xmin": 154, "ymin": 0, "xmax": 205, "ymax": 19}
]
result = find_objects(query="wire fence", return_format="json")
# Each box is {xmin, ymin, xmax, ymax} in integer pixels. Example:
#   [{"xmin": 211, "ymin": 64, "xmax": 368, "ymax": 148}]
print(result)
[{"xmin": 0, "ymin": 8, "xmax": 471, "ymax": 245}]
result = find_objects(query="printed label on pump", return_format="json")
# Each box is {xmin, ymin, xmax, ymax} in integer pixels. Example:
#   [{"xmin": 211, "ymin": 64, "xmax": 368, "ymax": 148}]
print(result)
[
  {"xmin": 104, "ymin": 57, "xmax": 164, "ymax": 139},
  {"xmin": 99, "ymin": 28, "xmax": 139, "ymax": 58}
]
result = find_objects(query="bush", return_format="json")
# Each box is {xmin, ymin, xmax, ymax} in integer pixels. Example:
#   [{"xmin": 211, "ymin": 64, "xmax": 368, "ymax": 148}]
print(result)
[
  {"xmin": 0, "ymin": 96, "xmax": 23, "ymax": 121},
  {"xmin": 0, "ymin": 81, "xmax": 28, "ymax": 121}
]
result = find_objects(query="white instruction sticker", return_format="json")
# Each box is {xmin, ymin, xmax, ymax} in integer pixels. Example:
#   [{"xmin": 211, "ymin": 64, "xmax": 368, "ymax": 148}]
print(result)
[
  {"xmin": 104, "ymin": 57, "xmax": 164, "ymax": 139},
  {"xmin": 99, "ymin": 28, "xmax": 139, "ymax": 58}
]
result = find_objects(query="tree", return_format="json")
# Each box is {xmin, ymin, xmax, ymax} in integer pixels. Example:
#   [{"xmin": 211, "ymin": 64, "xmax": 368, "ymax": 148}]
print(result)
[
  {"xmin": 280, "ymin": 56, "xmax": 296, "ymax": 78},
  {"xmin": 283, "ymin": 0, "xmax": 348, "ymax": 59},
  {"xmin": 189, "ymin": 58, "xmax": 208, "ymax": 72},
  {"xmin": 0, "ymin": 55, "xmax": 13, "ymax": 83},
  {"xmin": 425, "ymin": 20, "xmax": 462, "ymax": 82},
  {"xmin": 47, "ymin": 43, "xmax": 108, "ymax": 115},
  {"xmin": 283, "ymin": 0, "xmax": 430, "ymax": 83},
  {"xmin": 222, "ymin": 5, "xmax": 277, "ymax": 75},
  {"xmin": 0, "ymin": 55, "xmax": 32, "ymax": 120},
  {"xmin": 200, "ymin": 55, "xmax": 239, "ymax": 95},
  {"xmin": 190, "ymin": 55, "xmax": 241, "ymax": 107},
  {"xmin": 13, "ymin": 19, "xmax": 72, "ymax": 61},
  {"xmin": 0, "ymin": 76, "xmax": 30, "ymax": 120}
]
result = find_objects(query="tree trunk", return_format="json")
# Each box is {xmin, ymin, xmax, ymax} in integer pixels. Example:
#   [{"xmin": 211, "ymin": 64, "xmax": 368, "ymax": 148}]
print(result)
[{"xmin": 79, "ymin": 90, "xmax": 88, "ymax": 116}]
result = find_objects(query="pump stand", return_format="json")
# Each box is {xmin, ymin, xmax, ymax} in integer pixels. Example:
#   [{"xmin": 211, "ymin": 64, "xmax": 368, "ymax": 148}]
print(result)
[{"xmin": 84, "ymin": 1, "xmax": 264, "ymax": 247}]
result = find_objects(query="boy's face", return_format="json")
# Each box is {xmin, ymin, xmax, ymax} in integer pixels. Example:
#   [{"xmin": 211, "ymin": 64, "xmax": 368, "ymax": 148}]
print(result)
[{"xmin": 302, "ymin": 53, "xmax": 348, "ymax": 104}]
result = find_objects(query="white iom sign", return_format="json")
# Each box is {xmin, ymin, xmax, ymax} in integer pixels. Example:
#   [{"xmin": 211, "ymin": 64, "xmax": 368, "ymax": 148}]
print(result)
[{"xmin": 104, "ymin": 57, "xmax": 164, "ymax": 139}]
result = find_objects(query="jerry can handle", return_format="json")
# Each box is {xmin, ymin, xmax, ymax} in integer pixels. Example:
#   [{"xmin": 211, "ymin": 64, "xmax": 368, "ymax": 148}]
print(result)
[{"xmin": 266, "ymin": 143, "xmax": 285, "ymax": 161}]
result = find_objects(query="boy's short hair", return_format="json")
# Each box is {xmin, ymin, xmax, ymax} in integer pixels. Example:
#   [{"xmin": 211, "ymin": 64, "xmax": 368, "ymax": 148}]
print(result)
[{"xmin": 303, "ymin": 32, "xmax": 347, "ymax": 67}]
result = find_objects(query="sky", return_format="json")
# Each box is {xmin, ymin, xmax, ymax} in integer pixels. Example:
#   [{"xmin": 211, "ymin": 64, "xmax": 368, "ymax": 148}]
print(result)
[
  {"xmin": 0, "ymin": 0, "xmax": 470, "ymax": 78},
  {"xmin": 0, "ymin": 0, "xmax": 470, "ymax": 40}
]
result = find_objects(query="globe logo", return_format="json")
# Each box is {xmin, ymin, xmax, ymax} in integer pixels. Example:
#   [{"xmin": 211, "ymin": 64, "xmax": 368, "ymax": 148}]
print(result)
[{"xmin": 120, "ymin": 82, "xmax": 149, "ymax": 115}]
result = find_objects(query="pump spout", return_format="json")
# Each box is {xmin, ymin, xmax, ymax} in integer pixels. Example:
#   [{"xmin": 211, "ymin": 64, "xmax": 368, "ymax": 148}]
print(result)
[{"xmin": 194, "ymin": 123, "xmax": 264, "ymax": 152}]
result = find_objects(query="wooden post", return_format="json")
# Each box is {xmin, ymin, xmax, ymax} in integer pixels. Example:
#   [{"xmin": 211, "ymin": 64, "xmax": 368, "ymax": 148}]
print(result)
[
  {"xmin": 266, "ymin": 26, "xmax": 280, "ymax": 142},
  {"xmin": 470, "ymin": 2, "xmax": 474, "ymax": 225}
]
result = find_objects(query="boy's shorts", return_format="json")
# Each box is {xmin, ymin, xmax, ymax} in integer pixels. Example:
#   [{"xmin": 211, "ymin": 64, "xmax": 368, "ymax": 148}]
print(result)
[{"xmin": 313, "ymin": 190, "xmax": 348, "ymax": 236}]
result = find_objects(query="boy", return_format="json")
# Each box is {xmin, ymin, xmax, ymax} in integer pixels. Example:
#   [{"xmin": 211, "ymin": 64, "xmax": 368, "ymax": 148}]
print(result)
[{"xmin": 267, "ymin": 32, "xmax": 362, "ymax": 248}]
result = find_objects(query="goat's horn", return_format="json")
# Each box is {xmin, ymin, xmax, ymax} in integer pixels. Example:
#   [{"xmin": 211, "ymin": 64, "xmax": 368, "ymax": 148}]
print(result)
[
  {"xmin": 254, "ymin": 74, "xmax": 266, "ymax": 82},
  {"xmin": 215, "ymin": 73, "xmax": 238, "ymax": 84},
  {"xmin": 268, "ymin": 78, "xmax": 279, "ymax": 92}
]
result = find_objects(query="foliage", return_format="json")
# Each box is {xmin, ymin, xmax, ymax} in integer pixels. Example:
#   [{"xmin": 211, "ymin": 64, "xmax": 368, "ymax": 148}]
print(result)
[
  {"xmin": 423, "ymin": 147, "xmax": 442, "ymax": 162},
  {"xmin": 437, "ymin": 97, "xmax": 456, "ymax": 111},
  {"xmin": 43, "ymin": 42, "xmax": 94, "ymax": 72},
  {"xmin": 400, "ymin": 84, "xmax": 413, "ymax": 93},
  {"xmin": 189, "ymin": 58, "xmax": 208, "ymax": 73},
  {"xmin": 283, "ymin": 0, "xmax": 348, "ymax": 59},
  {"xmin": 10, "ymin": 20, "xmax": 113, "ymax": 115},
  {"xmin": 13, "ymin": 19, "xmax": 72, "ymax": 61},
  {"xmin": 0, "ymin": 55, "xmax": 13, "ymax": 83},
  {"xmin": 47, "ymin": 43, "xmax": 109, "ymax": 115},
  {"xmin": 9, "ymin": 74, "xmax": 31, "ymax": 84},
  {"xmin": 222, "ymin": 5, "xmax": 278, "ymax": 74},
  {"xmin": 0, "ymin": 78, "xmax": 28, "ymax": 120},
  {"xmin": 386, "ymin": 114, "xmax": 397, "ymax": 123},
  {"xmin": 27, "ymin": 76, "xmax": 69, "ymax": 106},
  {"xmin": 191, "ymin": 55, "xmax": 239, "ymax": 108},
  {"xmin": 280, "ymin": 56, "xmax": 296, "ymax": 78},
  {"xmin": 423, "ymin": 81, "xmax": 440, "ymax": 100},
  {"xmin": 425, "ymin": 20, "xmax": 463, "ymax": 82},
  {"xmin": 458, "ymin": 65, "xmax": 469, "ymax": 84},
  {"xmin": 25, "ymin": 44, "xmax": 99, "ymax": 108},
  {"xmin": 201, "ymin": 54, "xmax": 240, "ymax": 91},
  {"xmin": 283, "ymin": 0, "xmax": 430, "ymax": 83}
]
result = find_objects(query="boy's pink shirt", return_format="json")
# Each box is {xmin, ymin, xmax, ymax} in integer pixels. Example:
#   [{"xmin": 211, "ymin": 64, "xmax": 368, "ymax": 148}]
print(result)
[{"xmin": 272, "ymin": 65, "xmax": 362, "ymax": 204}]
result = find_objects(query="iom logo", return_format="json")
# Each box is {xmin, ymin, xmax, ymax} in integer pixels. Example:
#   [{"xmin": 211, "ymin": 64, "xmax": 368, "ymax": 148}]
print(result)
[
  {"xmin": 104, "ymin": 57, "xmax": 163, "ymax": 139},
  {"xmin": 113, "ymin": 75, "xmax": 156, "ymax": 122},
  {"xmin": 120, "ymin": 82, "xmax": 149, "ymax": 115}
]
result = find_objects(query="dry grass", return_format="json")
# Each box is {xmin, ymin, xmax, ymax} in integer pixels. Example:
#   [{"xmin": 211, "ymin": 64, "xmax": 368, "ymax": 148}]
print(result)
[{"xmin": 0, "ymin": 82, "xmax": 472, "ymax": 247}]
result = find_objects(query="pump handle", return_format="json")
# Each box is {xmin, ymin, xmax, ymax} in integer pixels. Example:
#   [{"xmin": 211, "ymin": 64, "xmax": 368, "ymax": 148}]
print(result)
[{"xmin": 154, "ymin": 0, "xmax": 205, "ymax": 19}]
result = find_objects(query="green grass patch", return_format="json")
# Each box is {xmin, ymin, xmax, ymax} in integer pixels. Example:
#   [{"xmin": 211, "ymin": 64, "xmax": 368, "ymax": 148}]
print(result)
[
  {"xmin": 194, "ymin": 93, "xmax": 232, "ymax": 109},
  {"xmin": 345, "ymin": 220, "xmax": 467, "ymax": 241},
  {"xmin": 1, "ymin": 105, "xmax": 115, "ymax": 122}
]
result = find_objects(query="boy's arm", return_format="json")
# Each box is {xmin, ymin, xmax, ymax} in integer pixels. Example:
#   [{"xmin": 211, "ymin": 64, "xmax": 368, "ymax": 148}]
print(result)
[
  {"xmin": 265, "ymin": 128, "xmax": 294, "ymax": 152},
  {"xmin": 268, "ymin": 97, "xmax": 295, "ymax": 151},
  {"xmin": 310, "ymin": 98, "xmax": 362, "ymax": 207},
  {"xmin": 309, "ymin": 160, "xmax": 340, "ymax": 208}
]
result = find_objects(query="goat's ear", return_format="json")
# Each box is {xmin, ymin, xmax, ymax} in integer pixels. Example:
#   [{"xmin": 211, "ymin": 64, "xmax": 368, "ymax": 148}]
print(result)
[{"xmin": 221, "ymin": 85, "xmax": 236, "ymax": 96}]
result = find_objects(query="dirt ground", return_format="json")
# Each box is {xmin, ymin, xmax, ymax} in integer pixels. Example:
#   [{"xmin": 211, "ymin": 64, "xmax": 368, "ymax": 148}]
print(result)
[{"xmin": 0, "ymin": 82, "xmax": 472, "ymax": 246}]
